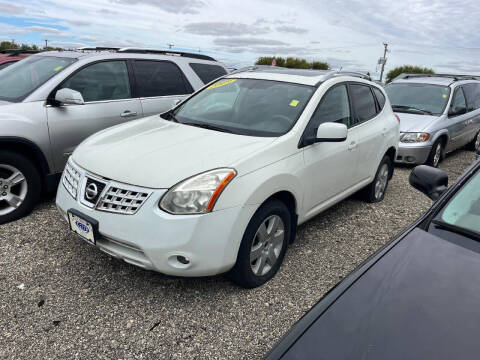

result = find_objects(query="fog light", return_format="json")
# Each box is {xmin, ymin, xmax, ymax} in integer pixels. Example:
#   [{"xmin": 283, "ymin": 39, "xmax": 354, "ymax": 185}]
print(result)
[
  {"xmin": 406, "ymin": 156, "xmax": 415, "ymax": 162},
  {"xmin": 177, "ymin": 255, "xmax": 190, "ymax": 265}
]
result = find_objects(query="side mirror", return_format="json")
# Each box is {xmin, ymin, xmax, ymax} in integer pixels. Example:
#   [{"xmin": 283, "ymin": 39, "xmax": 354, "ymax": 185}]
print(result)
[
  {"xmin": 409, "ymin": 165, "xmax": 448, "ymax": 200},
  {"xmin": 315, "ymin": 122, "xmax": 348, "ymax": 142},
  {"xmin": 55, "ymin": 88, "xmax": 85, "ymax": 105},
  {"xmin": 476, "ymin": 147, "xmax": 480, "ymax": 160},
  {"xmin": 449, "ymin": 106, "xmax": 466, "ymax": 117}
]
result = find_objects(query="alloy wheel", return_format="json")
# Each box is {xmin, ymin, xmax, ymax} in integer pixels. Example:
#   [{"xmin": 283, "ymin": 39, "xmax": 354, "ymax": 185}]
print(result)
[
  {"xmin": 475, "ymin": 133, "xmax": 480, "ymax": 150},
  {"xmin": 374, "ymin": 163, "xmax": 389, "ymax": 200},
  {"xmin": 433, "ymin": 143, "xmax": 442, "ymax": 167},
  {"xmin": 0, "ymin": 164, "xmax": 28, "ymax": 216},
  {"xmin": 250, "ymin": 215, "xmax": 285, "ymax": 276}
]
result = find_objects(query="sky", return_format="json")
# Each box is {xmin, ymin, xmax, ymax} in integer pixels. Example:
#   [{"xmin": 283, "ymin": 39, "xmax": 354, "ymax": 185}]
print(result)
[{"xmin": 1, "ymin": 0, "xmax": 480, "ymax": 79}]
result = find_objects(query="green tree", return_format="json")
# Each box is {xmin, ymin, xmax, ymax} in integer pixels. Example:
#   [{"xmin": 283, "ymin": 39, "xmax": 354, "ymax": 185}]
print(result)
[
  {"xmin": 0, "ymin": 41, "xmax": 20, "ymax": 50},
  {"xmin": 386, "ymin": 65, "xmax": 435, "ymax": 83},
  {"xmin": 255, "ymin": 56, "xmax": 329, "ymax": 70}
]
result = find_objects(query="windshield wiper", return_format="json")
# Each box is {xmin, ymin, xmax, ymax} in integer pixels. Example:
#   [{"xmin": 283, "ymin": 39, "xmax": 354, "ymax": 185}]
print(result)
[
  {"xmin": 392, "ymin": 105, "xmax": 433, "ymax": 115},
  {"xmin": 431, "ymin": 219, "xmax": 480, "ymax": 242},
  {"xmin": 181, "ymin": 122, "xmax": 235, "ymax": 134}
]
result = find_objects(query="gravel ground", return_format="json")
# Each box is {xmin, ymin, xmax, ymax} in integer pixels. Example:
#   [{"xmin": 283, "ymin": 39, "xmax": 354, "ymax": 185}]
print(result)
[{"xmin": 0, "ymin": 149, "xmax": 476, "ymax": 360}]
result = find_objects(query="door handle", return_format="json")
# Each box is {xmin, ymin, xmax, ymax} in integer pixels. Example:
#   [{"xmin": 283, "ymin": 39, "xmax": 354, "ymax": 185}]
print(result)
[
  {"xmin": 348, "ymin": 142, "xmax": 357, "ymax": 151},
  {"xmin": 120, "ymin": 110, "xmax": 138, "ymax": 118}
]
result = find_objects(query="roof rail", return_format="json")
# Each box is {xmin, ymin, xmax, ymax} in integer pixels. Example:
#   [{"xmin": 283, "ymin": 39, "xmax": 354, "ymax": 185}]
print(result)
[
  {"xmin": 325, "ymin": 71, "xmax": 371, "ymax": 81},
  {"xmin": 77, "ymin": 46, "xmax": 120, "ymax": 51},
  {"xmin": 395, "ymin": 73, "xmax": 480, "ymax": 81},
  {"xmin": 117, "ymin": 48, "xmax": 216, "ymax": 61}
]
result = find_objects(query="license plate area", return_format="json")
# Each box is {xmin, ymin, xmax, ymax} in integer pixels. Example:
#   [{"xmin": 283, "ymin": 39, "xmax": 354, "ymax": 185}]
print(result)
[{"xmin": 68, "ymin": 209, "xmax": 99, "ymax": 245}]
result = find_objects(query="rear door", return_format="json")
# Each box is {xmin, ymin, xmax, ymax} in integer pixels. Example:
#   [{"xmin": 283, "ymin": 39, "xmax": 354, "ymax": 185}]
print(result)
[
  {"xmin": 47, "ymin": 60, "xmax": 143, "ymax": 172},
  {"xmin": 447, "ymin": 86, "xmax": 470, "ymax": 151},
  {"xmin": 461, "ymin": 83, "xmax": 480, "ymax": 143},
  {"xmin": 132, "ymin": 60, "xmax": 194, "ymax": 117},
  {"xmin": 348, "ymin": 83, "xmax": 387, "ymax": 182}
]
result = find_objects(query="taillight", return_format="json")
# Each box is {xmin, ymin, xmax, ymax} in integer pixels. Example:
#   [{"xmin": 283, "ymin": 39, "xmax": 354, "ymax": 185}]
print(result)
[{"xmin": 394, "ymin": 114, "xmax": 400, "ymax": 123}]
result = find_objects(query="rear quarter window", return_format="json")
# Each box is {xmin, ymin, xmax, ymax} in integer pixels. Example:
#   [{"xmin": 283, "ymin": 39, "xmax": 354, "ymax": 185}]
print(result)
[
  {"xmin": 350, "ymin": 84, "xmax": 377, "ymax": 123},
  {"xmin": 373, "ymin": 87, "xmax": 386, "ymax": 110},
  {"xmin": 189, "ymin": 63, "xmax": 228, "ymax": 84}
]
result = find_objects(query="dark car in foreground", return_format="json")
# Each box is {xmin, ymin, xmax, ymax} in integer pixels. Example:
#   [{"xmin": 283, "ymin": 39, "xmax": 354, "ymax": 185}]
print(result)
[{"xmin": 266, "ymin": 150, "xmax": 480, "ymax": 360}]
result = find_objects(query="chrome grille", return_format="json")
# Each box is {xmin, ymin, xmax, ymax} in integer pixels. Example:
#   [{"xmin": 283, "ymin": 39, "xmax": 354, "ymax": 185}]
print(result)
[
  {"xmin": 62, "ymin": 161, "xmax": 81, "ymax": 199},
  {"xmin": 97, "ymin": 186, "xmax": 150, "ymax": 215}
]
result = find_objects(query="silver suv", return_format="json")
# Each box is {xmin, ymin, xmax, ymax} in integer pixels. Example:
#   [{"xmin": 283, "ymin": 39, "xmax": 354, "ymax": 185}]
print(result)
[
  {"xmin": 385, "ymin": 74, "xmax": 480, "ymax": 167},
  {"xmin": 0, "ymin": 47, "xmax": 228, "ymax": 224}
]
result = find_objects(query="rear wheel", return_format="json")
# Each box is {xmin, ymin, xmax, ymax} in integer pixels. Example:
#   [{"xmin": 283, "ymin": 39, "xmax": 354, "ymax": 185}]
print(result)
[
  {"xmin": 426, "ymin": 139, "xmax": 444, "ymax": 167},
  {"xmin": 361, "ymin": 155, "xmax": 391, "ymax": 203},
  {"xmin": 466, "ymin": 131, "xmax": 480, "ymax": 151},
  {"xmin": 229, "ymin": 199, "xmax": 291, "ymax": 288},
  {"xmin": 0, "ymin": 151, "xmax": 41, "ymax": 225}
]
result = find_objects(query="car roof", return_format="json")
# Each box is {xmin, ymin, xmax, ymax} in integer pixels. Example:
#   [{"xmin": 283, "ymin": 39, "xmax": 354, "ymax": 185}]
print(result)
[
  {"xmin": 391, "ymin": 77, "xmax": 456, "ymax": 86},
  {"xmin": 391, "ymin": 74, "xmax": 480, "ymax": 87},
  {"xmin": 225, "ymin": 66, "xmax": 373, "ymax": 86}
]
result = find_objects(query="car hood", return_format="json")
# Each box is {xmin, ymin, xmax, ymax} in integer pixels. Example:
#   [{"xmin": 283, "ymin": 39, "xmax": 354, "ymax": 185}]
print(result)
[
  {"xmin": 394, "ymin": 112, "xmax": 438, "ymax": 132},
  {"xmin": 73, "ymin": 115, "xmax": 276, "ymax": 188},
  {"xmin": 0, "ymin": 100, "xmax": 12, "ymax": 106}
]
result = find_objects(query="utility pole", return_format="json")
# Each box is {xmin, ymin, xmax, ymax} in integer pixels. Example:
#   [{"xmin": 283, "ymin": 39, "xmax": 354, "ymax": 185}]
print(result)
[
  {"xmin": 379, "ymin": 42, "xmax": 388, "ymax": 83},
  {"xmin": 44, "ymin": 39, "xmax": 48, "ymax": 48},
  {"xmin": 167, "ymin": 43, "xmax": 174, "ymax": 49}
]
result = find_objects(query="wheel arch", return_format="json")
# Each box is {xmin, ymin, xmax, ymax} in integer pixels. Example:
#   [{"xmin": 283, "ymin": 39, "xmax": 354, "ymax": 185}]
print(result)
[
  {"xmin": 384, "ymin": 146, "xmax": 396, "ymax": 179},
  {"xmin": 0, "ymin": 137, "xmax": 50, "ymax": 177}
]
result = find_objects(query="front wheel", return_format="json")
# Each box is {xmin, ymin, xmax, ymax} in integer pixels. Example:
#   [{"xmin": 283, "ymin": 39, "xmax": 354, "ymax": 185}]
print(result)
[
  {"xmin": 466, "ymin": 131, "xmax": 480, "ymax": 152},
  {"xmin": 229, "ymin": 199, "xmax": 292, "ymax": 288},
  {"xmin": 426, "ymin": 139, "xmax": 444, "ymax": 167},
  {"xmin": 0, "ymin": 151, "xmax": 41, "ymax": 225},
  {"xmin": 361, "ymin": 155, "xmax": 392, "ymax": 203}
]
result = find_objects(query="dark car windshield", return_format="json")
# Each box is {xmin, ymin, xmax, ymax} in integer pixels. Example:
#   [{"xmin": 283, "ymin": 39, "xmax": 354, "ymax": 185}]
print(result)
[
  {"xmin": 439, "ymin": 169, "xmax": 480, "ymax": 235},
  {"xmin": 0, "ymin": 56, "xmax": 76, "ymax": 102},
  {"xmin": 171, "ymin": 78, "xmax": 314, "ymax": 137},
  {"xmin": 385, "ymin": 83, "xmax": 450, "ymax": 115}
]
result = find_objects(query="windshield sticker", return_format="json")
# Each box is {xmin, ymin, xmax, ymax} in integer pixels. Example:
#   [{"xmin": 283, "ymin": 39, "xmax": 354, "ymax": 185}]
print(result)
[
  {"xmin": 289, "ymin": 99, "xmax": 300, "ymax": 107},
  {"xmin": 442, "ymin": 94, "xmax": 447, "ymax": 98},
  {"xmin": 207, "ymin": 79, "xmax": 236, "ymax": 90},
  {"xmin": 54, "ymin": 66, "xmax": 63, "ymax": 72}
]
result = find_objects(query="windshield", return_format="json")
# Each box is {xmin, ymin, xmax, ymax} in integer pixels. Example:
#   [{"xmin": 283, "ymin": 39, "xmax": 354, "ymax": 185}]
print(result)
[
  {"xmin": 385, "ymin": 83, "xmax": 450, "ymax": 115},
  {"xmin": 0, "ymin": 56, "xmax": 76, "ymax": 102},
  {"xmin": 439, "ymin": 169, "xmax": 480, "ymax": 235},
  {"xmin": 172, "ymin": 78, "xmax": 315, "ymax": 137}
]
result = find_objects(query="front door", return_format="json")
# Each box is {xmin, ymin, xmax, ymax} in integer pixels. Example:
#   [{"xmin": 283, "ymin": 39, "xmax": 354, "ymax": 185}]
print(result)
[
  {"xmin": 46, "ymin": 60, "xmax": 143, "ymax": 172},
  {"xmin": 301, "ymin": 83, "xmax": 360, "ymax": 214},
  {"xmin": 447, "ymin": 86, "xmax": 470, "ymax": 151}
]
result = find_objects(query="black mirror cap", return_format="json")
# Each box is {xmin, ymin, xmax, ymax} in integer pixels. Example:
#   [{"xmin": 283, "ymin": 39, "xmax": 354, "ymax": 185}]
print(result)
[
  {"xmin": 409, "ymin": 165, "xmax": 448, "ymax": 201},
  {"xmin": 449, "ymin": 106, "xmax": 467, "ymax": 117}
]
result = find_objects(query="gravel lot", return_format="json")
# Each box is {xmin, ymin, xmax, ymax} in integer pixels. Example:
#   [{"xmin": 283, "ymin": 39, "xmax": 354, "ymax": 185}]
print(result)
[{"xmin": 0, "ymin": 149, "xmax": 476, "ymax": 360}]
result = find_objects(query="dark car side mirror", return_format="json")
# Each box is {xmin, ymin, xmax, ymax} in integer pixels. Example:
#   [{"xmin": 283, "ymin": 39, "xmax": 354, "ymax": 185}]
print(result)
[
  {"xmin": 409, "ymin": 165, "xmax": 448, "ymax": 201},
  {"xmin": 449, "ymin": 106, "xmax": 467, "ymax": 117}
]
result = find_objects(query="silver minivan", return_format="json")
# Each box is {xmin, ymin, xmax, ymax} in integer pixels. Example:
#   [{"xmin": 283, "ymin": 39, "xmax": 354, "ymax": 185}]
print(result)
[
  {"xmin": 0, "ymin": 48, "xmax": 228, "ymax": 224},
  {"xmin": 385, "ymin": 74, "xmax": 480, "ymax": 167}
]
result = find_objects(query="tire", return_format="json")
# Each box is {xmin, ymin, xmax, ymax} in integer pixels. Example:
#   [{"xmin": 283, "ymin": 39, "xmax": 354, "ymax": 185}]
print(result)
[
  {"xmin": 0, "ymin": 151, "xmax": 41, "ymax": 225},
  {"xmin": 426, "ymin": 139, "xmax": 444, "ymax": 167},
  {"xmin": 229, "ymin": 199, "xmax": 292, "ymax": 288},
  {"xmin": 361, "ymin": 155, "xmax": 391, "ymax": 203},
  {"xmin": 466, "ymin": 131, "xmax": 480, "ymax": 152}
]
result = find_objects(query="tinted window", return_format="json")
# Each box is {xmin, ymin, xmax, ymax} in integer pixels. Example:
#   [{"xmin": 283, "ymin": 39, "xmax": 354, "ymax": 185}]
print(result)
[
  {"xmin": 462, "ymin": 83, "xmax": 480, "ymax": 111},
  {"xmin": 385, "ymin": 83, "xmax": 450, "ymax": 115},
  {"xmin": 190, "ymin": 63, "xmax": 227, "ymax": 84},
  {"xmin": 373, "ymin": 87, "xmax": 386, "ymax": 109},
  {"xmin": 350, "ymin": 84, "xmax": 377, "ymax": 122},
  {"xmin": 134, "ymin": 61, "xmax": 192, "ymax": 97},
  {"xmin": 0, "ymin": 62, "xmax": 14, "ymax": 71},
  {"xmin": 307, "ymin": 85, "xmax": 351, "ymax": 137},
  {"xmin": 60, "ymin": 61, "xmax": 130, "ymax": 102},
  {"xmin": 172, "ymin": 78, "xmax": 314, "ymax": 137},
  {"xmin": 0, "ymin": 56, "xmax": 75, "ymax": 102},
  {"xmin": 450, "ymin": 87, "xmax": 467, "ymax": 113}
]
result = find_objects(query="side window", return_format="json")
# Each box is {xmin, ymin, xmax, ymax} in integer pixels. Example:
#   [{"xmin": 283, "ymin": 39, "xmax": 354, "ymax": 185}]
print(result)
[
  {"xmin": 450, "ymin": 87, "xmax": 467, "ymax": 113},
  {"xmin": 60, "ymin": 61, "xmax": 131, "ymax": 102},
  {"xmin": 372, "ymin": 87, "xmax": 386, "ymax": 110},
  {"xmin": 350, "ymin": 84, "xmax": 377, "ymax": 123},
  {"xmin": 189, "ymin": 63, "xmax": 228, "ymax": 84},
  {"xmin": 461, "ymin": 83, "xmax": 480, "ymax": 111},
  {"xmin": 133, "ymin": 61, "xmax": 192, "ymax": 97},
  {"xmin": 306, "ymin": 84, "xmax": 351, "ymax": 137}
]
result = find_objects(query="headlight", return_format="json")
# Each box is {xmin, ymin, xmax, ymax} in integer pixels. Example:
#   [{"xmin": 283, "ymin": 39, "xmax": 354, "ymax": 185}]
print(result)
[
  {"xmin": 400, "ymin": 132, "xmax": 430, "ymax": 143},
  {"xmin": 159, "ymin": 168, "xmax": 236, "ymax": 214}
]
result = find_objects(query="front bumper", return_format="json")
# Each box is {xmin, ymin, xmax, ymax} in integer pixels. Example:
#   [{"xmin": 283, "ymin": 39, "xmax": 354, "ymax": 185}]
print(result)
[
  {"xmin": 395, "ymin": 143, "xmax": 432, "ymax": 165},
  {"xmin": 56, "ymin": 181, "xmax": 257, "ymax": 277}
]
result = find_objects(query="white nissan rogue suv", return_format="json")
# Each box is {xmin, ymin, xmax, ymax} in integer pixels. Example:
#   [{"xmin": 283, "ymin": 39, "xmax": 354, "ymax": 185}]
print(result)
[{"xmin": 56, "ymin": 66, "xmax": 399, "ymax": 288}]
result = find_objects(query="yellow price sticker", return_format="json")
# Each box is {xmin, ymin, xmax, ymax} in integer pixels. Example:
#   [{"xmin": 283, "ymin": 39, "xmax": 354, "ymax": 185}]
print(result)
[
  {"xmin": 207, "ymin": 79, "xmax": 236, "ymax": 90},
  {"xmin": 442, "ymin": 94, "xmax": 447, "ymax": 98},
  {"xmin": 54, "ymin": 66, "xmax": 63, "ymax": 71},
  {"xmin": 289, "ymin": 99, "xmax": 300, "ymax": 107}
]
